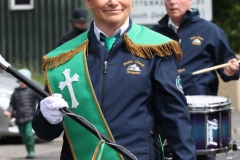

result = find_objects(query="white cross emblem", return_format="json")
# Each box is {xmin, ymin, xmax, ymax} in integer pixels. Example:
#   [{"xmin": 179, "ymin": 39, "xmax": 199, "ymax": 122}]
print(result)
[{"xmin": 59, "ymin": 68, "xmax": 79, "ymax": 108}]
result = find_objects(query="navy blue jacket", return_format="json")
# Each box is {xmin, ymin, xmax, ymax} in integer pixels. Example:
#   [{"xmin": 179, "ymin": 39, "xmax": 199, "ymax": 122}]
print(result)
[
  {"xmin": 33, "ymin": 19, "xmax": 196, "ymax": 160},
  {"xmin": 151, "ymin": 10, "xmax": 240, "ymax": 95},
  {"xmin": 8, "ymin": 87, "xmax": 41, "ymax": 125}
]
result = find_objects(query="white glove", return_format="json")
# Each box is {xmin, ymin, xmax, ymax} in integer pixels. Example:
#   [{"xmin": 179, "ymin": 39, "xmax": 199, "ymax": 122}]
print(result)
[{"xmin": 40, "ymin": 93, "xmax": 69, "ymax": 124}]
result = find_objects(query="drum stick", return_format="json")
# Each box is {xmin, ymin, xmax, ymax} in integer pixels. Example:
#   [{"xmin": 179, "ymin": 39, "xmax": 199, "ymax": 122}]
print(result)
[
  {"xmin": 192, "ymin": 60, "xmax": 240, "ymax": 75},
  {"xmin": 178, "ymin": 68, "xmax": 185, "ymax": 73}
]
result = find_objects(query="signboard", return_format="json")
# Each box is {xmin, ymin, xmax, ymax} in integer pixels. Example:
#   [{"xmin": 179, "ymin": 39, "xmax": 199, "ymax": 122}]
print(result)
[{"xmin": 130, "ymin": 0, "xmax": 212, "ymax": 25}]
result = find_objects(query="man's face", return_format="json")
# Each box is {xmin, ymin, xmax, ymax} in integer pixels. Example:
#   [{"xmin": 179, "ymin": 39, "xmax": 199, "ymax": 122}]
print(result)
[
  {"xmin": 165, "ymin": 0, "xmax": 192, "ymax": 21},
  {"xmin": 85, "ymin": 0, "xmax": 131, "ymax": 28}
]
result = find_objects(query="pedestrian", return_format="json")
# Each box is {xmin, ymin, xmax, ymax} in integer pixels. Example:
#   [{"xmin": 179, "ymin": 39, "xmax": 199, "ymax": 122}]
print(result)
[
  {"xmin": 4, "ymin": 68, "xmax": 42, "ymax": 159},
  {"xmin": 58, "ymin": 7, "xmax": 90, "ymax": 46},
  {"xmin": 151, "ymin": 0, "xmax": 240, "ymax": 160},
  {"xmin": 32, "ymin": 0, "xmax": 197, "ymax": 159}
]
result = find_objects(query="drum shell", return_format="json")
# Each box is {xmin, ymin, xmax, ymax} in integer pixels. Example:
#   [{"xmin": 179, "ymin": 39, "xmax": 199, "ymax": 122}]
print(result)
[{"xmin": 187, "ymin": 96, "xmax": 232, "ymax": 154}]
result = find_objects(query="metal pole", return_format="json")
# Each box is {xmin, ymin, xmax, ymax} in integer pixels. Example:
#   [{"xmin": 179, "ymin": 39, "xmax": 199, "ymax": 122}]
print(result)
[{"xmin": 0, "ymin": 55, "xmax": 137, "ymax": 160}]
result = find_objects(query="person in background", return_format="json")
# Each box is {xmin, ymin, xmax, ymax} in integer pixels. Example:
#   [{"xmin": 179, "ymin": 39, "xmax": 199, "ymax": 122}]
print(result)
[
  {"xmin": 58, "ymin": 7, "xmax": 90, "ymax": 46},
  {"xmin": 32, "ymin": 0, "xmax": 197, "ymax": 159},
  {"xmin": 151, "ymin": 0, "xmax": 240, "ymax": 160},
  {"xmin": 4, "ymin": 68, "xmax": 42, "ymax": 159}
]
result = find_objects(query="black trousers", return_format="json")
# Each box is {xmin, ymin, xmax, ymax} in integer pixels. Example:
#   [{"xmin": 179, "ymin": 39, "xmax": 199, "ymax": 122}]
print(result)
[{"xmin": 197, "ymin": 154, "xmax": 216, "ymax": 160}]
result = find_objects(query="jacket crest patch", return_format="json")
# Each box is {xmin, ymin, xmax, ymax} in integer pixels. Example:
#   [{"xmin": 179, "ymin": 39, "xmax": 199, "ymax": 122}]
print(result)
[
  {"xmin": 176, "ymin": 76, "xmax": 184, "ymax": 93},
  {"xmin": 124, "ymin": 60, "xmax": 145, "ymax": 75},
  {"xmin": 190, "ymin": 36, "xmax": 204, "ymax": 46}
]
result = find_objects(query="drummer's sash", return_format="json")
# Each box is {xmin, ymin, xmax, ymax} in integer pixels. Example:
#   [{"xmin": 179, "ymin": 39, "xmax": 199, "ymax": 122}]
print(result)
[
  {"xmin": 42, "ymin": 22, "xmax": 182, "ymax": 160},
  {"xmin": 43, "ymin": 32, "xmax": 123, "ymax": 160}
]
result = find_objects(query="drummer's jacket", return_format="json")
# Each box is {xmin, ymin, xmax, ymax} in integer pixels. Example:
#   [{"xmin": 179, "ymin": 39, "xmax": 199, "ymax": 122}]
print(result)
[
  {"xmin": 151, "ymin": 9, "xmax": 240, "ymax": 95},
  {"xmin": 32, "ymin": 19, "xmax": 196, "ymax": 160}
]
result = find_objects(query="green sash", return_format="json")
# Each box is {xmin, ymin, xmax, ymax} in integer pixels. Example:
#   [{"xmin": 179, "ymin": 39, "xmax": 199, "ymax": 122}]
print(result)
[
  {"xmin": 123, "ymin": 22, "xmax": 183, "ymax": 61},
  {"xmin": 45, "ymin": 33, "xmax": 122, "ymax": 160},
  {"xmin": 43, "ymin": 22, "xmax": 182, "ymax": 160}
]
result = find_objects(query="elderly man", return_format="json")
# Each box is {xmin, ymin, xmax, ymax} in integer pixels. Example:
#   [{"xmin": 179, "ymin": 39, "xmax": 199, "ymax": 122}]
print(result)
[{"xmin": 151, "ymin": 0, "xmax": 240, "ymax": 160}]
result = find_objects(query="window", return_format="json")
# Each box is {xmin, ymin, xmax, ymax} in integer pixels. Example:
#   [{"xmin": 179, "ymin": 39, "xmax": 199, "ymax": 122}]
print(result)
[{"xmin": 9, "ymin": 0, "xmax": 34, "ymax": 10}]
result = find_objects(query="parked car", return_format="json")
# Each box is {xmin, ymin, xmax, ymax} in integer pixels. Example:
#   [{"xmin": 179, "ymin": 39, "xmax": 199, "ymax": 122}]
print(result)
[{"xmin": 0, "ymin": 70, "xmax": 42, "ymax": 138}]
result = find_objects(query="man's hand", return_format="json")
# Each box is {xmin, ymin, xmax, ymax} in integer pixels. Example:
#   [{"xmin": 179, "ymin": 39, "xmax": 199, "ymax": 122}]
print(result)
[
  {"xmin": 40, "ymin": 94, "xmax": 69, "ymax": 124},
  {"xmin": 224, "ymin": 58, "xmax": 239, "ymax": 76}
]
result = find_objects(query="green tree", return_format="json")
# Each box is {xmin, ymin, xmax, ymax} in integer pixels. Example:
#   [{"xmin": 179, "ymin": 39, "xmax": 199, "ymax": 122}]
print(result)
[{"xmin": 212, "ymin": 0, "xmax": 240, "ymax": 53}]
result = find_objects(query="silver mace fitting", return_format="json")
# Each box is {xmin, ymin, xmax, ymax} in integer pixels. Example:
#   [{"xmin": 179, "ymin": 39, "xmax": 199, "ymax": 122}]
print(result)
[{"xmin": 0, "ymin": 54, "xmax": 11, "ymax": 70}]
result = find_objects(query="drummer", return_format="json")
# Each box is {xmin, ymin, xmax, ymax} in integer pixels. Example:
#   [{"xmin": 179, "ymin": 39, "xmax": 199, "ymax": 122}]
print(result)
[{"xmin": 151, "ymin": 0, "xmax": 240, "ymax": 159}]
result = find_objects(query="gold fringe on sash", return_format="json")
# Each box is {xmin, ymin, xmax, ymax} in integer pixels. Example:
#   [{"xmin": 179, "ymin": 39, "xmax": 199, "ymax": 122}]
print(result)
[
  {"xmin": 42, "ymin": 40, "xmax": 89, "ymax": 71},
  {"xmin": 124, "ymin": 34, "xmax": 183, "ymax": 61},
  {"xmin": 92, "ymin": 140, "xmax": 105, "ymax": 160}
]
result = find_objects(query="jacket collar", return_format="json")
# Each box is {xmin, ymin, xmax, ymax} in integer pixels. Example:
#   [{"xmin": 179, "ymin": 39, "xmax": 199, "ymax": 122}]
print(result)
[
  {"xmin": 88, "ymin": 18, "xmax": 133, "ymax": 43},
  {"xmin": 158, "ymin": 8, "xmax": 200, "ymax": 28}
]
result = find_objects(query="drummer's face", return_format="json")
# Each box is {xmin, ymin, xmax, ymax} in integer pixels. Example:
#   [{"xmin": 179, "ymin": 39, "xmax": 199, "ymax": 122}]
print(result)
[{"xmin": 164, "ymin": 0, "xmax": 192, "ymax": 25}]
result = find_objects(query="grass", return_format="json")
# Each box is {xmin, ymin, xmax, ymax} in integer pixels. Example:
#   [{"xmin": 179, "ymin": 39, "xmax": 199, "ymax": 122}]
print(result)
[{"xmin": 32, "ymin": 72, "xmax": 45, "ymax": 85}]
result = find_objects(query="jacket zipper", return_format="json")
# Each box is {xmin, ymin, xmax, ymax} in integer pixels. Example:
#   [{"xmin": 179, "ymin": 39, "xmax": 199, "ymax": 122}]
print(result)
[
  {"xmin": 148, "ymin": 132, "xmax": 152, "ymax": 160},
  {"xmin": 104, "ymin": 61, "xmax": 107, "ymax": 74},
  {"xmin": 101, "ymin": 44, "xmax": 116, "ymax": 109},
  {"xmin": 104, "ymin": 43, "xmax": 116, "ymax": 74}
]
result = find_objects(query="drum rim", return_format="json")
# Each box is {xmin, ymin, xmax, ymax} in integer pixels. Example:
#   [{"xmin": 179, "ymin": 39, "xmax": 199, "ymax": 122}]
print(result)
[
  {"xmin": 196, "ymin": 147, "xmax": 230, "ymax": 155},
  {"xmin": 187, "ymin": 96, "xmax": 232, "ymax": 111},
  {"xmin": 186, "ymin": 95, "xmax": 231, "ymax": 109},
  {"xmin": 187, "ymin": 101, "xmax": 231, "ymax": 108},
  {"xmin": 188, "ymin": 106, "xmax": 231, "ymax": 113}
]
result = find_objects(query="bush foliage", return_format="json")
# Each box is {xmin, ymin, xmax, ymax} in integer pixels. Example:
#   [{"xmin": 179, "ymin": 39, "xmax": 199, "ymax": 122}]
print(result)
[{"xmin": 212, "ymin": 0, "xmax": 240, "ymax": 53}]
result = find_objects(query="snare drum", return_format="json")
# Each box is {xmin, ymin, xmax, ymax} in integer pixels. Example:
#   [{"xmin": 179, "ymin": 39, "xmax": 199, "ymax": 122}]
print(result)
[{"xmin": 186, "ymin": 95, "xmax": 232, "ymax": 155}]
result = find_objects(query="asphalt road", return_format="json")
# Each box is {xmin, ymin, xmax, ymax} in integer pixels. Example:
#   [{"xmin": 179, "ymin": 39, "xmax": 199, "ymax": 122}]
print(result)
[
  {"xmin": 0, "ymin": 137, "xmax": 61, "ymax": 160},
  {"xmin": 1, "ymin": 138, "xmax": 240, "ymax": 160}
]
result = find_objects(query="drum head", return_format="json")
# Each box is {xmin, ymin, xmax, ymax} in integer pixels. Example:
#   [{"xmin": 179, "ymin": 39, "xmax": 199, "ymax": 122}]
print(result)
[{"xmin": 186, "ymin": 95, "xmax": 231, "ymax": 111}]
